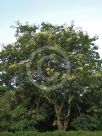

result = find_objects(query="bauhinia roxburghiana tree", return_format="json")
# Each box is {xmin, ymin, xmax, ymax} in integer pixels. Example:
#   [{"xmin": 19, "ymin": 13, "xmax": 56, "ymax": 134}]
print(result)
[{"xmin": 0, "ymin": 22, "xmax": 102, "ymax": 131}]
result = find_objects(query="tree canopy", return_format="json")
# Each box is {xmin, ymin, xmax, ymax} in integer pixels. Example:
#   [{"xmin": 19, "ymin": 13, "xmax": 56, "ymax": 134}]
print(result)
[{"xmin": 0, "ymin": 22, "xmax": 102, "ymax": 131}]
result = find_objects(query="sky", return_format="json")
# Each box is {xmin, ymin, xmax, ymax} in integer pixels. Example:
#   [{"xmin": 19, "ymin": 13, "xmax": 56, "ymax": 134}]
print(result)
[{"xmin": 0, "ymin": 0, "xmax": 102, "ymax": 57}]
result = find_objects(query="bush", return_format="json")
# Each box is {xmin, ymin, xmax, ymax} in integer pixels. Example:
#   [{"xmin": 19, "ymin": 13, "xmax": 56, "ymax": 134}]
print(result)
[{"xmin": 71, "ymin": 115, "xmax": 97, "ymax": 131}]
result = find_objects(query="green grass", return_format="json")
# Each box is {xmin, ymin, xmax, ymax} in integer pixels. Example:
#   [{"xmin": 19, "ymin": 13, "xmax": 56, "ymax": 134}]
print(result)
[{"xmin": 0, "ymin": 131, "xmax": 102, "ymax": 136}]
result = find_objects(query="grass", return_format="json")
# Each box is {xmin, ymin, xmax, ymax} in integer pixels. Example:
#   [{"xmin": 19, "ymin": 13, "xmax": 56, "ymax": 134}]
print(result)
[{"xmin": 0, "ymin": 131, "xmax": 102, "ymax": 136}]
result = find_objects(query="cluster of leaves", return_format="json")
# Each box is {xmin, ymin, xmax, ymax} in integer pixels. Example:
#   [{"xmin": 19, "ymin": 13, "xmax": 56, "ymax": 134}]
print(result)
[{"xmin": 0, "ymin": 22, "xmax": 102, "ymax": 131}]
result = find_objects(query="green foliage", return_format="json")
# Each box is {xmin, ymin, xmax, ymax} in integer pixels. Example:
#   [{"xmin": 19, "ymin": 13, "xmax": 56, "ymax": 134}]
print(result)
[
  {"xmin": 0, "ymin": 131, "xmax": 102, "ymax": 136},
  {"xmin": 71, "ymin": 115, "xmax": 98, "ymax": 131},
  {"xmin": 0, "ymin": 22, "xmax": 102, "ymax": 131}
]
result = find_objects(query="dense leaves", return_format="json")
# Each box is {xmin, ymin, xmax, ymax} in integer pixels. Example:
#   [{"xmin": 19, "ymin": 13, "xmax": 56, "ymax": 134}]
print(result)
[{"xmin": 0, "ymin": 22, "xmax": 102, "ymax": 131}]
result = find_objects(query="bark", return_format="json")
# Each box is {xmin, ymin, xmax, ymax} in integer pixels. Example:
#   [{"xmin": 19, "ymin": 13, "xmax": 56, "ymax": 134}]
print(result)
[
  {"xmin": 54, "ymin": 96, "xmax": 73, "ymax": 131},
  {"xmin": 54, "ymin": 104, "xmax": 63, "ymax": 130}
]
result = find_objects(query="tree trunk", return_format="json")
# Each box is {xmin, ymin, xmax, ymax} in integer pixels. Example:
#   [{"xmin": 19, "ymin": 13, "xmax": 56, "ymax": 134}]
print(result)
[
  {"xmin": 54, "ymin": 104, "xmax": 70, "ymax": 131},
  {"xmin": 54, "ymin": 97, "xmax": 73, "ymax": 131},
  {"xmin": 54, "ymin": 104, "xmax": 63, "ymax": 130}
]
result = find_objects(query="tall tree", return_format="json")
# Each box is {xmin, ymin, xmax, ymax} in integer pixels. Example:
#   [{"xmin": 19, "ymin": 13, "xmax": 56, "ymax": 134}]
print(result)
[{"xmin": 0, "ymin": 22, "xmax": 102, "ymax": 131}]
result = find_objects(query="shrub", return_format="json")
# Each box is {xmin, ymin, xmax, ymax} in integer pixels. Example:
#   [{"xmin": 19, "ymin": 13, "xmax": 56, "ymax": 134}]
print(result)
[{"xmin": 71, "ymin": 115, "xmax": 97, "ymax": 131}]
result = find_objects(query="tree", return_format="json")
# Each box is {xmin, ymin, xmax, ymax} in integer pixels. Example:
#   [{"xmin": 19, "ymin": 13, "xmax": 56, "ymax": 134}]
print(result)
[{"xmin": 0, "ymin": 22, "xmax": 102, "ymax": 131}]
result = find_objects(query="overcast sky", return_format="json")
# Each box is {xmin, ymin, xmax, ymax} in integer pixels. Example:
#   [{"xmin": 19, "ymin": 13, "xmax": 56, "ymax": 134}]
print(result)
[{"xmin": 0, "ymin": 0, "xmax": 102, "ymax": 57}]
